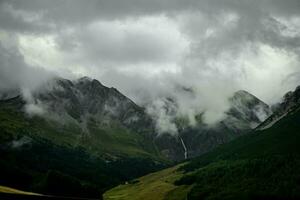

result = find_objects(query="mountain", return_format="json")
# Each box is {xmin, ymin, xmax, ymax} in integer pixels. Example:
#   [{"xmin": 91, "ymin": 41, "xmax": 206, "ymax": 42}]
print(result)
[
  {"xmin": 6, "ymin": 77, "xmax": 160, "ymax": 159},
  {"xmin": 0, "ymin": 77, "xmax": 270, "ymax": 161},
  {"xmin": 0, "ymin": 76, "xmax": 271, "ymax": 198},
  {"xmin": 161, "ymin": 90, "xmax": 271, "ymax": 160},
  {"xmin": 224, "ymin": 90, "xmax": 271, "ymax": 130},
  {"xmin": 103, "ymin": 85, "xmax": 300, "ymax": 200},
  {"xmin": 0, "ymin": 78, "xmax": 167, "ymax": 198},
  {"xmin": 34, "ymin": 77, "xmax": 155, "ymax": 135}
]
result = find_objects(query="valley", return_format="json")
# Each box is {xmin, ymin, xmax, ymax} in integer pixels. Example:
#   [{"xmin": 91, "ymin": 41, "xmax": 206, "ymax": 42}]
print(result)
[
  {"xmin": 104, "ymin": 85, "xmax": 300, "ymax": 199},
  {"xmin": 0, "ymin": 77, "xmax": 299, "ymax": 199}
]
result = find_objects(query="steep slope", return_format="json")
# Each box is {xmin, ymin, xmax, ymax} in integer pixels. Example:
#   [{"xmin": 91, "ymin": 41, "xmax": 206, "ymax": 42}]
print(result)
[
  {"xmin": 2, "ymin": 77, "xmax": 160, "ymax": 159},
  {"xmin": 40, "ymin": 77, "xmax": 160, "ymax": 157},
  {"xmin": 35, "ymin": 77, "xmax": 155, "ymax": 135},
  {"xmin": 224, "ymin": 90, "xmax": 271, "ymax": 130},
  {"xmin": 104, "ymin": 85, "xmax": 300, "ymax": 200}
]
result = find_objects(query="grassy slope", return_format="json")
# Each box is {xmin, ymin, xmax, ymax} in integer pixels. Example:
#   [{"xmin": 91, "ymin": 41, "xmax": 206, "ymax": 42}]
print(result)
[
  {"xmin": 0, "ymin": 99, "xmax": 159, "ymax": 159},
  {"xmin": 103, "ymin": 164, "xmax": 192, "ymax": 200},
  {"xmin": 0, "ymin": 185, "xmax": 40, "ymax": 196},
  {"xmin": 104, "ymin": 106, "xmax": 300, "ymax": 200}
]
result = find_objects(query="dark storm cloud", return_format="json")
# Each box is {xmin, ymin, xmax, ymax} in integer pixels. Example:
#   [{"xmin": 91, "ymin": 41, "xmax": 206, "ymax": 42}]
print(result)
[
  {"xmin": 0, "ymin": 0, "xmax": 300, "ymax": 131},
  {"xmin": 1, "ymin": 0, "xmax": 299, "ymax": 29},
  {"xmin": 0, "ymin": 0, "xmax": 53, "ymax": 33},
  {"xmin": 0, "ymin": 35, "xmax": 54, "ymax": 91}
]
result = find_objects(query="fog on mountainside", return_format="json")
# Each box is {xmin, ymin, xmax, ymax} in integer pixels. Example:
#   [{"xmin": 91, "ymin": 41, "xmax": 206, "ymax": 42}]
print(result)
[{"xmin": 0, "ymin": 0, "xmax": 300, "ymax": 199}]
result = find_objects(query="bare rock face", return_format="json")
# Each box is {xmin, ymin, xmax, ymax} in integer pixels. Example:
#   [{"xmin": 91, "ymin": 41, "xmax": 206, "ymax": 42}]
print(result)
[
  {"xmin": 224, "ymin": 90, "xmax": 272, "ymax": 130},
  {"xmin": 32, "ymin": 77, "xmax": 154, "ymax": 134}
]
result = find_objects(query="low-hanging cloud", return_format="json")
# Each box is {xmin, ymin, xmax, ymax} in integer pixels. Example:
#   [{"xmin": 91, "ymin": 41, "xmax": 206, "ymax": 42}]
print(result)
[
  {"xmin": 0, "ymin": 33, "xmax": 54, "ymax": 116},
  {"xmin": 0, "ymin": 34, "xmax": 54, "ymax": 92},
  {"xmin": 0, "ymin": 0, "xmax": 300, "ymax": 133}
]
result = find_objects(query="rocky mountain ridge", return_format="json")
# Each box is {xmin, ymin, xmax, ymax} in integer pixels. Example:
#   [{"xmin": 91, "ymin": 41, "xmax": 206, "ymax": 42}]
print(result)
[
  {"xmin": 257, "ymin": 85, "xmax": 300, "ymax": 130},
  {"xmin": 0, "ymin": 76, "xmax": 273, "ymax": 161}
]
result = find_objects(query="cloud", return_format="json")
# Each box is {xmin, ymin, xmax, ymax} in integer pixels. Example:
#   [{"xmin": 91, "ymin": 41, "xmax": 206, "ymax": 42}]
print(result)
[
  {"xmin": 22, "ymin": 87, "xmax": 46, "ymax": 116},
  {"xmin": 10, "ymin": 136, "xmax": 32, "ymax": 149},
  {"xmin": 0, "ymin": 33, "xmax": 54, "ymax": 92},
  {"xmin": 0, "ymin": 0, "xmax": 300, "ymax": 131},
  {"xmin": 24, "ymin": 103, "xmax": 45, "ymax": 116},
  {"xmin": 0, "ymin": 32, "xmax": 54, "ymax": 116},
  {"xmin": 56, "ymin": 15, "xmax": 189, "ymax": 65},
  {"xmin": 146, "ymin": 98, "xmax": 178, "ymax": 135}
]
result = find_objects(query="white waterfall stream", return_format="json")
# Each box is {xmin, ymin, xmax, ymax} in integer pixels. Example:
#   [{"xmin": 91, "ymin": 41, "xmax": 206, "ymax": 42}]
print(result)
[{"xmin": 179, "ymin": 137, "xmax": 188, "ymax": 159}]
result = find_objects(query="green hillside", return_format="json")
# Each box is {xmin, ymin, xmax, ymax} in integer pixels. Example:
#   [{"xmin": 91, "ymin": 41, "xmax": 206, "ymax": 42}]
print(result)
[
  {"xmin": 103, "ymin": 164, "xmax": 189, "ymax": 200},
  {"xmin": 0, "ymin": 96, "xmax": 161, "ymax": 158},
  {"xmin": 104, "ymin": 104, "xmax": 300, "ymax": 199},
  {"xmin": 0, "ymin": 97, "xmax": 167, "ymax": 198}
]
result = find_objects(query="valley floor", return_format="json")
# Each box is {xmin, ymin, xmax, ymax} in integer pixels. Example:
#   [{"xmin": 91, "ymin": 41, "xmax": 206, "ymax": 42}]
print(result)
[
  {"xmin": 0, "ymin": 185, "xmax": 40, "ymax": 196},
  {"xmin": 103, "ymin": 163, "xmax": 192, "ymax": 200},
  {"xmin": 0, "ymin": 185, "xmax": 99, "ymax": 200}
]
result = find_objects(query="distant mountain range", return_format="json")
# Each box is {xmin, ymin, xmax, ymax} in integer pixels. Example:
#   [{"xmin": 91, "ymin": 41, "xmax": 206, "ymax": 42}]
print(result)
[
  {"xmin": 0, "ymin": 77, "xmax": 272, "ymax": 160},
  {"xmin": 0, "ymin": 76, "xmax": 280, "ymax": 198}
]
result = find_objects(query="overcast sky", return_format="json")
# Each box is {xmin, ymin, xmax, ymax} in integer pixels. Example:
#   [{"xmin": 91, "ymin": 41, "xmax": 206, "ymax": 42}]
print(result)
[{"xmin": 1, "ymin": 0, "xmax": 300, "ymax": 127}]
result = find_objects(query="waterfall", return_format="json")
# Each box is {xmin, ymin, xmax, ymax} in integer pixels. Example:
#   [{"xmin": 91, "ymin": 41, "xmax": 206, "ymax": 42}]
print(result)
[{"xmin": 179, "ymin": 136, "xmax": 188, "ymax": 159}]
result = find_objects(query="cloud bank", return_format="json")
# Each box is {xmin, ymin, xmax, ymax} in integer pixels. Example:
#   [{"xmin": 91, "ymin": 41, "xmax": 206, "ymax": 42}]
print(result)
[{"xmin": 0, "ymin": 0, "xmax": 300, "ymax": 133}]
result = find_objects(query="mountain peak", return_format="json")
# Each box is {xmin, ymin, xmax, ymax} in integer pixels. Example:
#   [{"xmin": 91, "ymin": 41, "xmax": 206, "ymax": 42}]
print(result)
[
  {"xmin": 231, "ymin": 90, "xmax": 269, "ymax": 107},
  {"xmin": 77, "ymin": 76, "xmax": 93, "ymax": 82},
  {"xmin": 226, "ymin": 89, "xmax": 272, "ymax": 129},
  {"xmin": 28, "ymin": 76, "xmax": 152, "ymax": 134},
  {"xmin": 233, "ymin": 90, "xmax": 256, "ymax": 99},
  {"xmin": 235, "ymin": 90, "xmax": 250, "ymax": 95}
]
